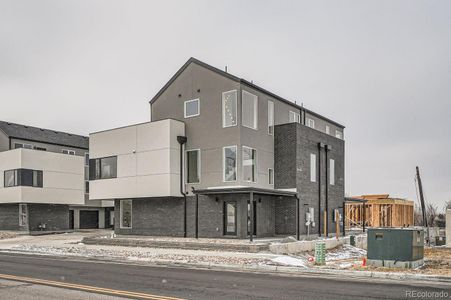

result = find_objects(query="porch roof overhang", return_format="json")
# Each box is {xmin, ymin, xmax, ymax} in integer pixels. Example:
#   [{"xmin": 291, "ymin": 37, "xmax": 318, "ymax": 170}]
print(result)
[{"xmin": 192, "ymin": 187, "xmax": 297, "ymax": 197}]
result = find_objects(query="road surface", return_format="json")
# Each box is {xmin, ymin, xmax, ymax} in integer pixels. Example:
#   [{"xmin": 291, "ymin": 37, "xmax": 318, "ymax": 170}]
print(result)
[{"xmin": 0, "ymin": 252, "xmax": 449, "ymax": 299}]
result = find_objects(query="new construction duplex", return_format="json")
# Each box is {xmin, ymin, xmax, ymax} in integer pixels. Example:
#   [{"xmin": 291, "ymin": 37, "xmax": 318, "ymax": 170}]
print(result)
[{"xmin": 89, "ymin": 58, "xmax": 345, "ymax": 239}]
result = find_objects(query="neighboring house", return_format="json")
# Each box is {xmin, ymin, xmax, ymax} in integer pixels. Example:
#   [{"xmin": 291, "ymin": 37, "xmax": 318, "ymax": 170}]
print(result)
[
  {"xmin": 89, "ymin": 57, "xmax": 345, "ymax": 239},
  {"xmin": 0, "ymin": 121, "xmax": 113, "ymax": 232},
  {"xmin": 345, "ymin": 194, "xmax": 415, "ymax": 230},
  {"xmin": 446, "ymin": 209, "xmax": 451, "ymax": 248}
]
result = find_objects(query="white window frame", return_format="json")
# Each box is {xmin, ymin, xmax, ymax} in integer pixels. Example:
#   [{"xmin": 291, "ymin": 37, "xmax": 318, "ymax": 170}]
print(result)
[
  {"xmin": 223, "ymin": 146, "xmax": 238, "ymax": 182},
  {"xmin": 186, "ymin": 149, "xmax": 201, "ymax": 184},
  {"xmin": 241, "ymin": 90, "xmax": 258, "ymax": 130},
  {"xmin": 222, "ymin": 90, "xmax": 237, "ymax": 128},
  {"xmin": 330, "ymin": 159, "xmax": 335, "ymax": 186},
  {"xmin": 62, "ymin": 149, "xmax": 76, "ymax": 155},
  {"xmin": 242, "ymin": 146, "xmax": 257, "ymax": 183},
  {"xmin": 310, "ymin": 153, "xmax": 317, "ymax": 182},
  {"xmin": 307, "ymin": 118, "xmax": 315, "ymax": 129},
  {"xmin": 268, "ymin": 101, "xmax": 274, "ymax": 135},
  {"xmin": 335, "ymin": 130, "xmax": 343, "ymax": 139},
  {"xmin": 15, "ymin": 142, "xmax": 33, "ymax": 149},
  {"xmin": 120, "ymin": 199, "xmax": 132, "ymax": 229},
  {"xmin": 85, "ymin": 153, "xmax": 89, "ymax": 166},
  {"xmin": 325, "ymin": 125, "xmax": 330, "ymax": 135},
  {"xmin": 289, "ymin": 111, "xmax": 301, "ymax": 123},
  {"xmin": 268, "ymin": 168, "xmax": 274, "ymax": 185},
  {"xmin": 184, "ymin": 98, "xmax": 200, "ymax": 118}
]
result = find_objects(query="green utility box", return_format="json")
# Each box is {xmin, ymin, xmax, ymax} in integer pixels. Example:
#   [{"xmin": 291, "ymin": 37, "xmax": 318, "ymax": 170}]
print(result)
[{"xmin": 367, "ymin": 228, "xmax": 424, "ymax": 268}]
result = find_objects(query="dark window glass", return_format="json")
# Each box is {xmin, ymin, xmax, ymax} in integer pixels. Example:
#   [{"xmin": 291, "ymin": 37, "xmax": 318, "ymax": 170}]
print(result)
[
  {"xmin": 20, "ymin": 169, "xmax": 33, "ymax": 187},
  {"xmin": 89, "ymin": 159, "xmax": 97, "ymax": 180},
  {"xmin": 33, "ymin": 170, "xmax": 43, "ymax": 187},
  {"xmin": 4, "ymin": 169, "xmax": 42, "ymax": 188},
  {"xmin": 85, "ymin": 181, "xmax": 89, "ymax": 193},
  {"xmin": 14, "ymin": 143, "xmax": 23, "ymax": 149},
  {"xmin": 224, "ymin": 202, "xmax": 237, "ymax": 235},
  {"xmin": 186, "ymin": 150, "xmax": 200, "ymax": 183},
  {"xmin": 100, "ymin": 156, "xmax": 117, "ymax": 179}
]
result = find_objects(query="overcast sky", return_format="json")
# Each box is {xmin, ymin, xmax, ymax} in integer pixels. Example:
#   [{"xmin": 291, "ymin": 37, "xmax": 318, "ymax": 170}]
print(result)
[{"xmin": 1, "ymin": 0, "xmax": 450, "ymax": 209}]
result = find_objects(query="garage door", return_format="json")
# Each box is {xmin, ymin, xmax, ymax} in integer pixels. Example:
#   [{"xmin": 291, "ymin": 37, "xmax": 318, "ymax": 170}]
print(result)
[{"xmin": 79, "ymin": 210, "xmax": 99, "ymax": 229}]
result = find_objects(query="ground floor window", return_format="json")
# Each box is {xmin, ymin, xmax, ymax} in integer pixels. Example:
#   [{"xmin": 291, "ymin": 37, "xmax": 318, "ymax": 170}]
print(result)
[
  {"xmin": 224, "ymin": 202, "xmax": 237, "ymax": 235},
  {"xmin": 19, "ymin": 204, "xmax": 28, "ymax": 226},
  {"xmin": 120, "ymin": 199, "xmax": 132, "ymax": 228}
]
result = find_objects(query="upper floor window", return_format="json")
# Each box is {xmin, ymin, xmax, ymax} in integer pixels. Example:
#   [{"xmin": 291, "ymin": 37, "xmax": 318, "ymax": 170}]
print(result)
[
  {"xmin": 242, "ymin": 91, "xmax": 258, "ymax": 130},
  {"xmin": 242, "ymin": 146, "xmax": 257, "ymax": 182},
  {"xmin": 62, "ymin": 149, "xmax": 75, "ymax": 155},
  {"xmin": 310, "ymin": 153, "xmax": 317, "ymax": 182},
  {"xmin": 14, "ymin": 143, "xmax": 33, "ymax": 149},
  {"xmin": 184, "ymin": 98, "xmax": 200, "ymax": 118},
  {"xmin": 4, "ymin": 169, "xmax": 43, "ymax": 188},
  {"xmin": 186, "ymin": 149, "xmax": 200, "ymax": 184},
  {"xmin": 223, "ymin": 146, "xmax": 237, "ymax": 182},
  {"xmin": 329, "ymin": 159, "xmax": 335, "ymax": 185},
  {"xmin": 222, "ymin": 90, "xmax": 237, "ymax": 127},
  {"xmin": 325, "ymin": 125, "xmax": 330, "ymax": 135},
  {"xmin": 89, "ymin": 156, "xmax": 117, "ymax": 180},
  {"xmin": 268, "ymin": 168, "xmax": 274, "ymax": 185},
  {"xmin": 307, "ymin": 118, "xmax": 315, "ymax": 129},
  {"xmin": 85, "ymin": 153, "xmax": 89, "ymax": 166},
  {"xmin": 289, "ymin": 111, "xmax": 301, "ymax": 123},
  {"xmin": 34, "ymin": 146, "xmax": 46, "ymax": 151},
  {"xmin": 335, "ymin": 130, "xmax": 343, "ymax": 139},
  {"xmin": 268, "ymin": 101, "xmax": 274, "ymax": 135}
]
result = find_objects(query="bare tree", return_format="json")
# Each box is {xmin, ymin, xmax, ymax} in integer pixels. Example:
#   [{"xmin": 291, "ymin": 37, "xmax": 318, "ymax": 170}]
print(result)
[{"xmin": 414, "ymin": 203, "xmax": 439, "ymax": 227}]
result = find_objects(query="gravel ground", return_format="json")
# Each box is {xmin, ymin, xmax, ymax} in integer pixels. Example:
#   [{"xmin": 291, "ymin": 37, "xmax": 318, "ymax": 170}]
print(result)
[{"xmin": 0, "ymin": 232, "xmax": 17, "ymax": 240}]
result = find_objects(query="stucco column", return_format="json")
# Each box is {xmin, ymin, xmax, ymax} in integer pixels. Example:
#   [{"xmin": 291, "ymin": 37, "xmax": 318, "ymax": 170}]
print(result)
[
  {"xmin": 74, "ymin": 209, "xmax": 80, "ymax": 229},
  {"xmin": 98, "ymin": 209, "xmax": 105, "ymax": 229}
]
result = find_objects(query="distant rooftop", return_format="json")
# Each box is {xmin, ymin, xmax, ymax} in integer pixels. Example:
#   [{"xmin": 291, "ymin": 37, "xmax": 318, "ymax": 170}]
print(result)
[{"xmin": 0, "ymin": 121, "xmax": 88, "ymax": 149}]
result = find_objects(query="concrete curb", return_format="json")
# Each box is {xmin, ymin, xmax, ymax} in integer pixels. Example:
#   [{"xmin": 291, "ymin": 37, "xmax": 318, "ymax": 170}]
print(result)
[{"xmin": 1, "ymin": 249, "xmax": 450, "ymax": 284}]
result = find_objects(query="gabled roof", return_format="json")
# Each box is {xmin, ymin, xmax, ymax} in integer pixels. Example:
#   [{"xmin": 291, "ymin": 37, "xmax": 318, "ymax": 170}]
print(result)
[
  {"xmin": 0, "ymin": 121, "xmax": 89, "ymax": 149},
  {"xmin": 149, "ymin": 57, "xmax": 345, "ymax": 129}
]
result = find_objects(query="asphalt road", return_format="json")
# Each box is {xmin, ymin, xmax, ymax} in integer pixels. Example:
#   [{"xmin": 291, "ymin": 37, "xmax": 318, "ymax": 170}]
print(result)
[{"xmin": 0, "ymin": 252, "xmax": 449, "ymax": 300}]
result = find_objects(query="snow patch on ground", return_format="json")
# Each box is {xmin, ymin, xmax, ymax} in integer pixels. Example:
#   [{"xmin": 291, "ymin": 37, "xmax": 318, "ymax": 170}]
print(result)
[
  {"xmin": 326, "ymin": 244, "xmax": 366, "ymax": 261},
  {"xmin": 271, "ymin": 256, "xmax": 308, "ymax": 268}
]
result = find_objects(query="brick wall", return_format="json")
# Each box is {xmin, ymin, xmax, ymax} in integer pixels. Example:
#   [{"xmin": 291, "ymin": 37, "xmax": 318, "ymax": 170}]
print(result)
[{"xmin": 28, "ymin": 204, "xmax": 69, "ymax": 231}]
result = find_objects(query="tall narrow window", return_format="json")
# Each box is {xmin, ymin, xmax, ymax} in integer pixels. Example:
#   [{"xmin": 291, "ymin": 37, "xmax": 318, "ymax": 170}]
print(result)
[
  {"xmin": 224, "ymin": 202, "xmax": 237, "ymax": 235},
  {"xmin": 19, "ymin": 204, "xmax": 27, "ymax": 226},
  {"xmin": 222, "ymin": 90, "xmax": 237, "ymax": 127},
  {"xmin": 325, "ymin": 125, "xmax": 330, "ymax": 135},
  {"xmin": 186, "ymin": 149, "xmax": 200, "ymax": 183},
  {"xmin": 289, "ymin": 111, "xmax": 301, "ymax": 123},
  {"xmin": 307, "ymin": 119, "xmax": 315, "ymax": 129},
  {"xmin": 310, "ymin": 153, "xmax": 317, "ymax": 182},
  {"xmin": 335, "ymin": 130, "xmax": 343, "ymax": 139},
  {"xmin": 120, "ymin": 199, "xmax": 132, "ymax": 228},
  {"xmin": 242, "ymin": 90, "xmax": 258, "ymax": 129},
  {"xmin": 268, "ymin": 101, "xmax": 274, "ymax": 135},
  {"xmin": 242, "ymin": 146, "xmax": 257, "ymax": 182},
  {"xmin": 32, "ymin": 170, "xmax": 43, "ymax": 187},
  {"xmin": 330, "ymin": 159, "xmax": 335, "ymax": 185},
  {"xmin": 4, "ymin": 170, "xmax": 17, "ymax": 187},
  {"xmin": 100, "ymin": 156, "xmax": 117, "ymax": 179},
  {"xmin": 184, "ymin": 99, "xmax": 200, "ymax": 118},
  {"xmin": 223, "ymin": 146, "xmax": 237, "ymax": 182},
  {"xmin": 268, "ymin": 168, "xmax": 274, "ymax": 185}
]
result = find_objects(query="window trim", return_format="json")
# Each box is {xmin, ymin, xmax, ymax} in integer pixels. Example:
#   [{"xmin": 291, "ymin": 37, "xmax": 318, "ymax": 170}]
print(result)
[
  {"xmin": 268, "ymin": 168, "xmax": 274, "ymax": 185},
  {"xmin": 186, "ymin": 149, "xmax": 201, "ymax": 184},
  {"xmin": 14, "ymin": 143, "xmax": 33, "ymax": 149},
  {"xmin": 242, "ymin": 146, "xmax": 257, "ymax": 183},
  {"xmin": 184, "ymin": 98, "xmax": 200, "ymax": 118},
  {"xmin": 222, "ymin": 90, "xmax": 238, "ymax": 128},
  {"xmin": 89, "ymin": 156, "xmax": 117, "ymax": 180},
  {"xmin": 241, "ymin": 90, "xmax": 258, "ymax": 130},
  {"xmin": 120, "ymin": 199, "xmax": 132, "ymax": 229},
  {"xmin": 325, "ymin": 125, "xmax": 330, "ymax": 135},
  {"xmin": 307, "ymin": 118, "xmax": 315, "ymax": 129},
  {"xmin": 335, "ymin": 130, "xmax": 343, "ymax": 139},
  {"xmin": 223, "ymin": 201, "xmax": 238, "ymax": 236},
  {"xmin": 268, "ymin": 101, "xmax": 274, "ymax": 135},
  {"xmin": 4, "ymin": 169, "xmax": 42, "ymax": 188},
  {"xmin": 223, "ymin": 145, "xmax": 238, "ymax": 183},
  {"xmin": 84, "ymin": 153, "xmax": 89, "ymax": 166},
  {"xmin": 310, "ymin": 153, "xmax": 317, "ymax": 183},
  {"xmin": 289, "ymin": 111, "xmax": 301, "ymax": 123}
]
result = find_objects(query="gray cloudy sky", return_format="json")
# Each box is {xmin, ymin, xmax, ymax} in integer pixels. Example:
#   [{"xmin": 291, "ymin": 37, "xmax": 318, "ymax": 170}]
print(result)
[{"xmin": 1, "ymin": 1, "xmax": 450, "ymax": 208}]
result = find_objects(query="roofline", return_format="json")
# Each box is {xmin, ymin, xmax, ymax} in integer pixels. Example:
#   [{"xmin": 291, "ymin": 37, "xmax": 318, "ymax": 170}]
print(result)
[
  {"xmin": 8, "ymin": 136, "xmax": 88, "ymax": 150},
  {"xmin": 89, "ymin": 118, "xmax": 183, "ymax": 136},
  {"xmin": 149, "ymin": 57, "xmax": 345, "ymax": 129}
]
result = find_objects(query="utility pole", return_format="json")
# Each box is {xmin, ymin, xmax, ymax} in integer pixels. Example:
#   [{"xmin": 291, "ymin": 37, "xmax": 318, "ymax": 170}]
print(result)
[{"xmin": 416, "ymin": 166, "xmax": 430, "ymax": 246}]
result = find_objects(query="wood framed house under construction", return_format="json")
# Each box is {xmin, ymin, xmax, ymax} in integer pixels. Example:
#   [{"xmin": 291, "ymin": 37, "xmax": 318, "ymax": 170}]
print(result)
[{"xmin": 345, "ymin": 194, "xmax": 414, "ymax": 229}]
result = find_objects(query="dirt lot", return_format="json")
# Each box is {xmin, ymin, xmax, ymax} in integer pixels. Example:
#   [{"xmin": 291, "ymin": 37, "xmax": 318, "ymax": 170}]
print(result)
[{"xmin": 343, "ymin": 247, "xmax": 451, "ymax": 275}]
